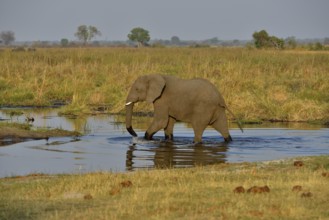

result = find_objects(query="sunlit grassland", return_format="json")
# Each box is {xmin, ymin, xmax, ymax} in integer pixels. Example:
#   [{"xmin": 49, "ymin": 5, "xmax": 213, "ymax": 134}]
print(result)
[
  {"xmin": 0, "ymin": 156, "xmax": 328, "ymax": 219},
  {"xmin": 0, "ymin": 47, "xmax": 328, "ymax": 122}
]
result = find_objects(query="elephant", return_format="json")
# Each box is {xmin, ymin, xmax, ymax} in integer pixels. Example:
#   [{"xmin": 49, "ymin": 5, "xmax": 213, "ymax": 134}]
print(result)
[{"xmin": 125, "ymin": 74, "xmax": 242, "ymax": 143}]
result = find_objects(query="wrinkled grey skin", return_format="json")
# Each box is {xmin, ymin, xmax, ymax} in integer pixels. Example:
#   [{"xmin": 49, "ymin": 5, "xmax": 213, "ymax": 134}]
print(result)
[{"xmin": 126, "ymin": 74, "xmax": 242, "ymax": 143}]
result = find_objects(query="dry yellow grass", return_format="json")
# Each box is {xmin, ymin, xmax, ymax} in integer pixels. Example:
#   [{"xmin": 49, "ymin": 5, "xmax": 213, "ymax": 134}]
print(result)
[
  {"xmin": 0, "ymin": 47, "xmax": 328, "ymax": 122},
  {"xmin": 1, "ymin": 156, "xmax": 328, "ymax": 219}
]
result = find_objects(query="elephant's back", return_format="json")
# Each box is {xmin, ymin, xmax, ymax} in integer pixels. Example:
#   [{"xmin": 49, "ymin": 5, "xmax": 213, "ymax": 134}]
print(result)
[
  {"xmin": 187, "ymin": 78, "xmax": 226, "ymax": 105},
  {"xmin": 164, "ymin": 76, "xmax": 226, "ymax": 106}
]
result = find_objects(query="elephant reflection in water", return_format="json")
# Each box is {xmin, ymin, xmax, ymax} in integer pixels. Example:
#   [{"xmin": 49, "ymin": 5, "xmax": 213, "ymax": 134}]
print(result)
[{"xmin": 126, "ymin": 142, "xmax": 228, "ymax": 171}]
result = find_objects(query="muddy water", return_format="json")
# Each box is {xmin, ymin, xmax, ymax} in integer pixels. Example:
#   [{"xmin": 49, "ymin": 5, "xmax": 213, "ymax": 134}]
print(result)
[{"xmin": 0, "ymin": 109, "xmax": 328, "ymax": 177}]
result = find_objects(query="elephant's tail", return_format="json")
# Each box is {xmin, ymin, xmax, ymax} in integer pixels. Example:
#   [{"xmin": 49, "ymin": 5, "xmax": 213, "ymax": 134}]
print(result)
[{"xmin": 225, "ymin": 107, "xmax": 244, "ymax": 133}]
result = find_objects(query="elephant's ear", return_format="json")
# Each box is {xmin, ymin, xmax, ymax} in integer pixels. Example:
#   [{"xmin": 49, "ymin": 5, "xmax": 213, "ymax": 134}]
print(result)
[
  {"xmin": 146, "ymin": 74, "xmax": 166, "ymax": 103},
  {"xmin": 218, "ymin": 96, "xmax": 227, "ymax": 108}
]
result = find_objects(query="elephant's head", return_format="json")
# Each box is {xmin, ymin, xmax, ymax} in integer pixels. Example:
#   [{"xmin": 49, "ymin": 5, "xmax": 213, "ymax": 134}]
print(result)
[{"xmin": 125, "ymin": 74, "xmax": 166, "ymax": 137}]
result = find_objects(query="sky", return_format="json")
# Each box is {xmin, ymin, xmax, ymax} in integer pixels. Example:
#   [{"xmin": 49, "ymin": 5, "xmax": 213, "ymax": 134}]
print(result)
[{"xmin": 1, "ymin": 0, "xmax": 329, "ymax": 42}]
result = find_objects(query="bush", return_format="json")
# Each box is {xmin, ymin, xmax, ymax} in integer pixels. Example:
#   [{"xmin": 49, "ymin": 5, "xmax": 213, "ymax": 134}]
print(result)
[{"xmin": 253, "ymin": 30, "xmax": 284, "ymax": 49}]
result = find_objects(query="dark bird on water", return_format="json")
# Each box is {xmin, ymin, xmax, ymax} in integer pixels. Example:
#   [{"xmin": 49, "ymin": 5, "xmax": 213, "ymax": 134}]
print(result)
[{"xmin": 25, "ymin": 116, "xmax": 35, "ymax": 122}]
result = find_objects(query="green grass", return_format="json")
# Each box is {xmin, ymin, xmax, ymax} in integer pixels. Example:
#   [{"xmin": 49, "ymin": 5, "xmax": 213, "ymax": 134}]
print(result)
[
  {"xmin": 0, "ymin": 121, "xmax": 31, "ymax": 130},
  {"xmin": 0, "ymin": 121, "xmax": 81, "ymax": 139},
  {"xmin": 1, "ymin": 156, "xmax": 328, "ymax": 219},
  {"xmin": 0, "ymin": 48, "xmax": 328, "ymax": 123}
]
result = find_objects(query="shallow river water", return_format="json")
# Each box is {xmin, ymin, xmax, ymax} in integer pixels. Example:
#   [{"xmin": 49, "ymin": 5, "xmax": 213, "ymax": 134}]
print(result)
[{"xmin": 0, "ymin": 109, "xmax": 328, "ymax": 177}]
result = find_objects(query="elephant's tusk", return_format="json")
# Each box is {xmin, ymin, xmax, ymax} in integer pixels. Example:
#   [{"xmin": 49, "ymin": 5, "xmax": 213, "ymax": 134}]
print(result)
[{"xmin": 125, "ymin": 102, "xmax": 133, "ymax": 106}]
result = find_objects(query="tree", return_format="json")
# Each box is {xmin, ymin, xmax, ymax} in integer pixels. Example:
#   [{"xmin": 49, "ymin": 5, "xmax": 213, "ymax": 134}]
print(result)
[
  {"xmin": 75, "ymin": 25, "xmax": 101, "ymax": 45},
  {"xmin": 285, "ymin": 36, "xmax": 297, "ymax": 49},
  {"xmin": 252, "ymin": 30, "xmax": 270, "ymax": 48},
  {"xmin": 60, "ymin": 38, "xmax": 69, "ymax": 47},
  {"xmin": 324, "ymin": 38, "xmax": 329, "ymax": 45},
  {"xmin": 269, "ymin": 36, "xmax": 284, "ymax": 49},
  {"xmin": 127, "ymin": 27, "xmax": 150, "ymax": 47},
  {"xmin": 0, "ymin": 31, "xmax": 15, "ymax": 45},
  {"xmin": 208, "ymin": 37, "xmax": 220, "ymax": 44},
  {"xmin": 171, "ymin": 36, "xmax": 180, "ymax": 45},
  {"xmin": 313, "ymin": 42, "xmax": 324, "ymax": 50},
  {"xmin": 252, "ymin": 30, "xmax": 284, "ymax": 49}
]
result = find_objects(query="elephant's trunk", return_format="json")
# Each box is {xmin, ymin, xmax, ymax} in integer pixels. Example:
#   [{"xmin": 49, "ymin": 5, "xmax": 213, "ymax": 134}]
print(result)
[{"xmin": 125, "ymin": 102, "xmax": 137, "ymax": 137}]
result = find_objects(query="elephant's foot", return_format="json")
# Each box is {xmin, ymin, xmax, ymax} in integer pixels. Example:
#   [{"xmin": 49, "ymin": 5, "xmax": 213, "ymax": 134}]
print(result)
[
  {"xmin": 224, "ymin": 135, "xmax": 232, "ymax": 142},
  {"xmin": 165, "ymin": 133, "xmax": 174, "ymax": 141},
  {"xmin": 193, "ymin": 137, "xmax": 203, "ymax": 144},
  {"xmin": 144, "ymin": 132, "xmax": 154, "ymax": 140}
]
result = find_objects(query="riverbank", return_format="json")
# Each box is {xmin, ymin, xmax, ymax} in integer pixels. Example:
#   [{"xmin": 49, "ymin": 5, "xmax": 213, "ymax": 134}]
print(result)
[
  {"xmin": 1, "ymin": 155, "xmax": 328, "ymax": 219},
  {"xmin": 0, "ymin": 122, "xmax": 80, "ymax": 145}
]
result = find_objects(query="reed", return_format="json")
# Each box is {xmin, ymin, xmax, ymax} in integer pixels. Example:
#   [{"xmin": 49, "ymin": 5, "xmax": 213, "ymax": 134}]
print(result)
[
  {"xmin": 0, "ymin": 156, "xmax": 328, "ymax": 219},
  {"xmin": 0, "ymin": 48, "xmax": 328, "ymax": 122}
]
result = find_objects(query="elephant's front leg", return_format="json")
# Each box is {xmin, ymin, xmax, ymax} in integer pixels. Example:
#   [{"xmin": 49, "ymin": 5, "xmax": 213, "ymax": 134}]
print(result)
[
  {"xmin": 145, "ymin": 104, "xmax": 169, "ymax": 140},
  {"xmin": 164, "ymin": 117, "xmax": 176, "ymax": 141}
]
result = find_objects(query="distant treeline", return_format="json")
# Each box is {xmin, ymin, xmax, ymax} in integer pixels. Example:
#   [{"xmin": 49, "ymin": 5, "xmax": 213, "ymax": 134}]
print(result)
[{"xmin": 2, "ymin": 37, "xmax": 328, "ymax": 50}]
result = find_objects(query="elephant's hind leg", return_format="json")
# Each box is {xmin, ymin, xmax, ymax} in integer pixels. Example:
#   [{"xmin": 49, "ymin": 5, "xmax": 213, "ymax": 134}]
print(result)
[
  {"xmin": 191, "ymin": 118, "xmax": 208, "ymax": 143},
  {"xmin": 211, "ymin": 109, "xmax": 232, "ymax": 142}
]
